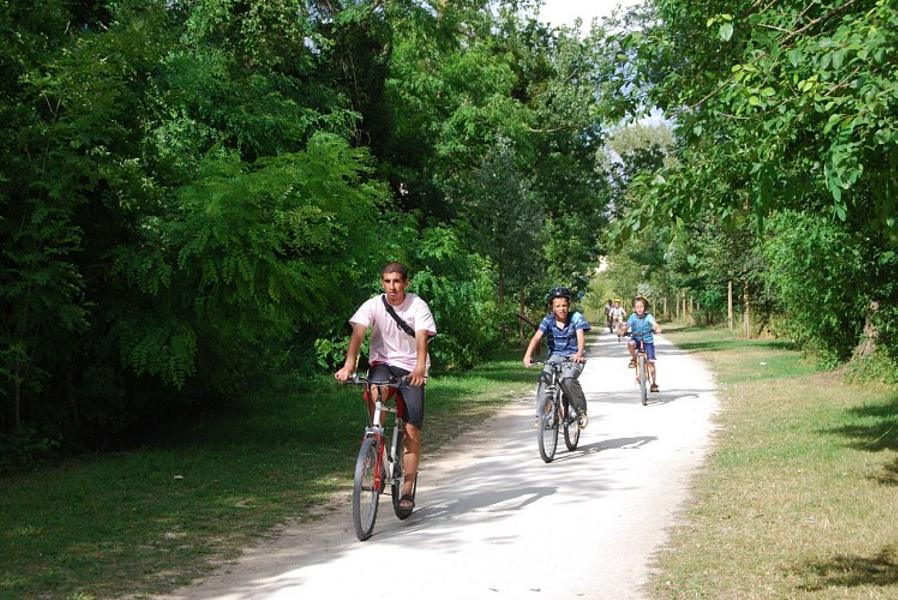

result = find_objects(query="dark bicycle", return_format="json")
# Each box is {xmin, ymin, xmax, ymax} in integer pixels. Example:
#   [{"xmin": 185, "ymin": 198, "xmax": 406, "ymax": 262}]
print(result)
[
  {"xmin": 344, "ymin": 375, "xmax": 416, "ymax": 541},
  {"xmin": 531, "ymin": 359, "xmax": 583, "ymax": 463}
]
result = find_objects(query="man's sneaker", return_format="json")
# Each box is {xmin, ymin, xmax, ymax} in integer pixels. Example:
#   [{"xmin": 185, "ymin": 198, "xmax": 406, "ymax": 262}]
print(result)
[
  {"xmin": 650, "ymin": 384, "xmax": 660, "ymax": 393},
  {"xmin": 578, "ymin": 413, "xmax": 589, "ymax": 430},
  {"xmin": 628, "ymin": 359, "xmax": 637, "ymax": 368}
]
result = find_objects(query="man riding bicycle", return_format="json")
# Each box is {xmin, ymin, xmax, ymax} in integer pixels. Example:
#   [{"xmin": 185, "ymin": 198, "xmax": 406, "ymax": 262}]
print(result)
[
  {"xmin": 334, "ymin": 262, "xmax": 437, "ymax": 512},
  {"xmin": 620, "ymin": 296, "xmax": 661, "ymax": 393},
  {"xmin": 522, "ymin": 286, "xmax": 591, "ymax": 429}
]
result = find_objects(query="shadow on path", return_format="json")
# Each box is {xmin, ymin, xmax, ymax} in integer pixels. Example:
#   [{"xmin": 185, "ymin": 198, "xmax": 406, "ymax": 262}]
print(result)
[
  {"xmin": 550, "ymin": 436, "xmax": 658, "ymax": 464},
  {"xmin": 588, "ymin": 388, "xmax": 708, "ymax": 406}
]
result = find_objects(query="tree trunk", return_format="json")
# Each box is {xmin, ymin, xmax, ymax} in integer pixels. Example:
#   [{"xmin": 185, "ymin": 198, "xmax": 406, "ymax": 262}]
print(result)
[
  {"xmin": 14, "ymin": 359, "xmax": 22, "ymax": 431},
  {"xmin": 727, "ymin": 280, "xmax": 734, "ymax": 331},
  {"xmin": 742, "ymin": 280, "xmax": 751, "ymax": 339},
  {"xmin": 854, "ymin": 301, "xmax": 880, "ymax": 358},
  {"xmin": 518, "ymin": 290, "xmax": 525, "ymax": 339},
  {"xmin": 662, "ymin": 296, "xmax": 668, "ymax": 320},
  {"xmin": 677, "ymin": 290, "xmax": 686, "ymax": 323}
]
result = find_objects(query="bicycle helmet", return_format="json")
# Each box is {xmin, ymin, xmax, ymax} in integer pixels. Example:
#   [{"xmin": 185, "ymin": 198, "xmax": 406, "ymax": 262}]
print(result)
[{"xmin": 546, "ymin": 286, "xmax": 572, "ymax": 305}]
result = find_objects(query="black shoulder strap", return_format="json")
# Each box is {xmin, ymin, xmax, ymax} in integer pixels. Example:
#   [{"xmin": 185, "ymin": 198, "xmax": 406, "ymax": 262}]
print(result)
[{"xmin": 382, "ymin": 294, "xmax": 416, "ymax": 338}]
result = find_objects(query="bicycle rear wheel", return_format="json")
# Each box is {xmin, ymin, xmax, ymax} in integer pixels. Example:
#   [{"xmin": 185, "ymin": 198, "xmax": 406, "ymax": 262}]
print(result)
[
  {"xmin": 563, "ymin": 404, "xmax": 580, "ymax": 451},
  {"xmin": 537, "ymin": 396, "xmax": 559, "ymax": 463},
  {"xmin": 638, "ymin": 354, "xmax": 648, "ymax": 405},
  {"xmin": 352, "ymin": 436, "xmax": 382, "ymax": 541}
]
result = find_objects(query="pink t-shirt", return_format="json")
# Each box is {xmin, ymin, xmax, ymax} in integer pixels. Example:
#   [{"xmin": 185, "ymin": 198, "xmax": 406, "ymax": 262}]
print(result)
[{"xmin": 349, "ymin": 293, "xmax": 437, "ymax": 373}]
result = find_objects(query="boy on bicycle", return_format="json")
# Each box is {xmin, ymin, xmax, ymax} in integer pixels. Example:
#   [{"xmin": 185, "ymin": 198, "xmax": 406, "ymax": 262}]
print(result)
[
  {"xmin": 608, "ymin": 299, "xmax": 627, "ymax": 339},
  {"xmin": 522, "ymin": 286, "xmax": 591, "ymax": 429},
  {"xmin": 334, "ymin": 262, "xmax": 437, "ymax": 511},
  {"xmin": 620, "ymin": 296, "xmax": 662, "ymax": 393}
]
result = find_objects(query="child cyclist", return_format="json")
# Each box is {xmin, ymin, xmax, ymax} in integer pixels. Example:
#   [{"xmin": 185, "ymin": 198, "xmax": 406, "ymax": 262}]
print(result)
[
  {"xmin": 621, "ymin": 295, "xmax": 662, "ymax": 392},
  {"xmin": 608, "ymin": 299, "xmax": 627, "ymax": 340},
  {"xmin": 522, "ymin": 286, "xmax": 591, "ymax": 429}
]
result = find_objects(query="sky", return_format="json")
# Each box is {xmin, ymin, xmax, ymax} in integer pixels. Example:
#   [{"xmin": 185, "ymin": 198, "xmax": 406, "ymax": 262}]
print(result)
[{"xmin": 536, "ymin": 0, "xmax": 644, "ymax": 29}]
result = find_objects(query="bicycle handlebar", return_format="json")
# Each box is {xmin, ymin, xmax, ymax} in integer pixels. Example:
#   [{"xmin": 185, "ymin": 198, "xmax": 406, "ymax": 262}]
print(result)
[
  {"xmin": 527, "ymin": 356, "xmax": 587, "ymax": 367},
  {"xmin": 343, "ymin": 374, "xmax": 406, "ymax": 387}
]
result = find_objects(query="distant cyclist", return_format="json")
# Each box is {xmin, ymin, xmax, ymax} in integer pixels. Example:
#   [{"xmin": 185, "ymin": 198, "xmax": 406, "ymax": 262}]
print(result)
[
  {"xmin": 522, "ymin": 286, "xmax": 591, "ymax": 429},
  {"xmin": 608, "ymin": 299, "xmax": 627, "ymax": 339},
  {"xmin": 621, "ymin": 296, "xmax": 661, "ymax": 393}
]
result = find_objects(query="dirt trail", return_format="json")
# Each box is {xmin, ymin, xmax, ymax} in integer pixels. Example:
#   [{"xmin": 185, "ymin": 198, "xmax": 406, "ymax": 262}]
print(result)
[{"xmin": 158, "ymin": 331, "xmax": 718, "ymax": 599}]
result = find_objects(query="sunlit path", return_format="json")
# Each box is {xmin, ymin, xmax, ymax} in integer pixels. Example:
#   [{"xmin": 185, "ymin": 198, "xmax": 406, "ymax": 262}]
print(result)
[{"xmin": 158, "ymin": 331, "xmax": 718, "ymax": 599}]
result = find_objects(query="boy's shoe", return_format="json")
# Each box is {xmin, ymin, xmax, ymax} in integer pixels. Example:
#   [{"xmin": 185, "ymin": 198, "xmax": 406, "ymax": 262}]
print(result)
[
  {"xmin": 650, "ymin": 384, "xmax": 659, "ymax": 393},
  {"xmin": 628, "ymin": 359, "xmax": 637, "ymax": 368},
  {"xmin": 578, "ymin": 413, "xmax": 589, "ymax": 430}
]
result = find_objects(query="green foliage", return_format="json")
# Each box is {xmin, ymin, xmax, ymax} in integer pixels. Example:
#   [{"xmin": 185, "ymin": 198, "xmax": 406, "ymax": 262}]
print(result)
[
  {"xmin": 597, "ymin": 0, "xmax": 898, "ymax": 373},
  {"xmin": 617, "ymin": 0, "xmax": 898, "ymax": 241},
  {"xmin": 762, "ymin": 211, "xmax": 872, "ymax": 364},
  {"xmin": 1, "ymin": 0, "xmax": 614, "ymax": 451},
  {"xmin": 447, "ymin": 137, "xmax": 545, "ymax": 302},
  {"xmin": 408, "ymin": 226, "xmax": 500, "ymax": 370},
  {"xmin": 112, "ymin": 133, "xmax": 388, "ymax": 390}
]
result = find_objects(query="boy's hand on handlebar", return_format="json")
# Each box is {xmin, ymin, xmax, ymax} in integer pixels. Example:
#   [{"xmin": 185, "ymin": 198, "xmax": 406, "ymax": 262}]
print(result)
[
  {"xmin": 573, "ymin": 350, "xmax": 584, "ymax": 363},
  {"xmin": 522, "ymin": 356, "xmax": 533, "ymax": 368},
  {"xmin": 334, "ymin": 366, "xmax": 354, "ymax": 382}
]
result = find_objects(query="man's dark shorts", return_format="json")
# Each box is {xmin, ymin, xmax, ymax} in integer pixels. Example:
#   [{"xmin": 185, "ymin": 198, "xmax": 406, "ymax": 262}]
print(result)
[{"xmin": 368, "ymin": 364, "xmax": 426, "ymax": 428}]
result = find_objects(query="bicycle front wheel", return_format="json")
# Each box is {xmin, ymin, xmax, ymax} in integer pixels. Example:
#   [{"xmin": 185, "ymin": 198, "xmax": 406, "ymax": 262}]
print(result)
[
  {"xmin": 563, "ymin": 406, "xmax": 580, "ymax": 451},
  {"xmin": 638, "ymin": 354, "xmax": 648, "ymax": 406},
  {"xmin": 537, "ymin": 397, "xmax": 559, "ymax": 463},
  {"xmin": 352, "ymin": 436, "xmax": 382, "ymax": 541}
]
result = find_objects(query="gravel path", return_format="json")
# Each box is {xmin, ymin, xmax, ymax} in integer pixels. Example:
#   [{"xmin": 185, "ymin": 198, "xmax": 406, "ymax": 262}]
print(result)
[{"xmin": 158, "ymin": 331, "xmax": 718, "ymax": 600}]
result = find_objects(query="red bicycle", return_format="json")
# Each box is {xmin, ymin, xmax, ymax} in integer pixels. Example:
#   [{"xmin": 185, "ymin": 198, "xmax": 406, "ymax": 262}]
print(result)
[{"xmin": 345, "ymin": 375, "xmax": 416, "ymax": 541}]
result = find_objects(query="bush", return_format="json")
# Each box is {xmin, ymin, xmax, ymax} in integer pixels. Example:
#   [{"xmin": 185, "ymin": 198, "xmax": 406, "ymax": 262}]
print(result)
[
  {"xmin": 409, "ymin": 226, "xmax": 500, "ymax": 370},
  {"xmin": 762, "ymin": 211, "xmax": 872, "ymax": 364}
]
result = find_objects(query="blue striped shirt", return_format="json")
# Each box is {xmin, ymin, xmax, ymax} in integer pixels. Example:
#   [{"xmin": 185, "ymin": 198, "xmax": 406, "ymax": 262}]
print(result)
[{"xmin": 539, "ymin": 312, "xmax": 591, "ymax": 356}]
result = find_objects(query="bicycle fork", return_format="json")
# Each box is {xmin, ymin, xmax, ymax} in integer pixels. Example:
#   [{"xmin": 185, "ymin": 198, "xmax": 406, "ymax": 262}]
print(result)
[{"xmin": 367, "ymin": 398, "xmax": 399, "ymax": 493}]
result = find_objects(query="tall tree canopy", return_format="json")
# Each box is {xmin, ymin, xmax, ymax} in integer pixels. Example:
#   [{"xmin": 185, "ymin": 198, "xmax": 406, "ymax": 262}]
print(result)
[{"xmin": 1, "ymin": 0, "xmax": 613, "ymax": 449}]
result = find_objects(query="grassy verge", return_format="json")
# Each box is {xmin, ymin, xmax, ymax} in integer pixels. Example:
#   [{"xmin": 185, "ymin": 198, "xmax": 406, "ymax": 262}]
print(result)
[
  {"xmin": 651, "ymin": 326, "xmax": 898, "ymax": 599},
  {"xmin": 0, "ymin": 349, "xmax": 534, "ymax": 599}
]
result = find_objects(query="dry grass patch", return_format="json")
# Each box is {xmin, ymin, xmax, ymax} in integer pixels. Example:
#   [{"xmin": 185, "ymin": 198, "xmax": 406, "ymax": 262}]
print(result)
[{"xmin": 650, "ymin": 327, "xmax": 898, "ymax": 599}]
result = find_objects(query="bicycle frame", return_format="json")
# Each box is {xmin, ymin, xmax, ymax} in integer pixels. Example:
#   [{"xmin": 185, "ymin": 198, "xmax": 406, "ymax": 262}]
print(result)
[
  {"xmin": 346, "ymin": 375, "xmax": 412, "ymax": 540},
  {"xmin": 358, "ymin": 378, "xmax": 405, "ymax": 492}
]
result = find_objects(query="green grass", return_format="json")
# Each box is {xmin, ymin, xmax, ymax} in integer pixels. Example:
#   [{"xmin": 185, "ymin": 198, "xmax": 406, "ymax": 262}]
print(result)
[
  {"xmin": 0, "ymin": 350, "xmax": 534, "ymax": 599},
  {"xmin": 650, "ymin": 326, "xmax": 898, "ymax": 599}
]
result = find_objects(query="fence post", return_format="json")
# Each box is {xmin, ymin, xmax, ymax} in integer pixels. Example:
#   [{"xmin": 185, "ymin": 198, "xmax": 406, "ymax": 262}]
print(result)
[{"xmin": 727, "ymin": 280, "xmax": 734, "ymax": 331}]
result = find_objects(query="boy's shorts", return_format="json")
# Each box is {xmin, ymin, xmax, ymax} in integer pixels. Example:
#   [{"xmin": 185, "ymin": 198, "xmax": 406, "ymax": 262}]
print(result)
[{"xmin": 630, "ymin": 339, "xmax": 657, "ymax": 362}]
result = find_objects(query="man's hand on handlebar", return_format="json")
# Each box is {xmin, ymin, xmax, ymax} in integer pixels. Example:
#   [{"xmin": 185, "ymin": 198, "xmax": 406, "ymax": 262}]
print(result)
[
  {"xmin": 522, "ymin": 356, "xmax": 534, "ymax": 368},
  {"xmin": 334, "ymin": 366, "xmax": 354, "ymax": 382}
]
